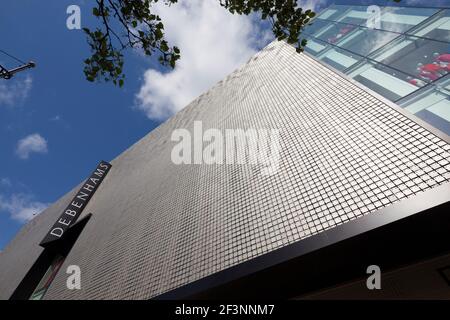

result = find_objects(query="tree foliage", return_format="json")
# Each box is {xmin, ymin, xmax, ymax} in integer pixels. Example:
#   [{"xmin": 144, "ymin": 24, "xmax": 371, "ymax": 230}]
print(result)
[
  {"xmin": 220, "ymin": 1, "xmax": 315, "ymax": 51},
  {"xmin": 84, "ymin": 0, "xmax": 316, "ymax": 86}
]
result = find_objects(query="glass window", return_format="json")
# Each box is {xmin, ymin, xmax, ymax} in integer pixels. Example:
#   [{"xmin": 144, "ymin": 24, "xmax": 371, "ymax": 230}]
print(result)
[
  {"xmin": 399, "ymin": 78, "xmax": 450, "ymax": 135},
  {"xmin": 371, "ymin": 36, "xmax": 450, "ymax": 86},
  {"xmin": 304, "ymin": 37, "xmax": 329, "ymax": 56},
  {"xmin": 29, "ymin": 255, "xmax": 65, "ymax": 300},
  {"xmin": 317, "ymin": 47, "xmax": 362, "ymax": 71},
  {"xmin": 316, "ymin": 8, "xmax": 339, "ymax": 20},
  {"xmin": 338, "ymin": 28, "xmax": 400, "ymax": 56},
  {"xmin": 316, "ymin": 22, "xmax": 359, "ymax": 45},
  {"xmin": 379, "ymin": 7, "xmax": 438, "ymax": 33},
  {"xmin": 336, "ymin": 6, "xmax": 372, "ymax": 25},
  {"xmin": 303, "ymin": 19, "xmax": 335, "ymax": 38},
  {"xmin": 411, "ymin": 9, "xmax": 450, "ymax": 43},
  {"xmin": 348, "ymin": 61, "xmax": 419, "ymax": 101},
  {"xmin": 316, "ymin": 5, "xmax": 350, "ymax": 21}
]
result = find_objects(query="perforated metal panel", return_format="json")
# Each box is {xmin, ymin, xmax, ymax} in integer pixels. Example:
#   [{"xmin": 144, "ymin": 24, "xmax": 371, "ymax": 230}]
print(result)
[{"xmin": 1, "ymin": 41, "xmax": 449, "ymax": 300}]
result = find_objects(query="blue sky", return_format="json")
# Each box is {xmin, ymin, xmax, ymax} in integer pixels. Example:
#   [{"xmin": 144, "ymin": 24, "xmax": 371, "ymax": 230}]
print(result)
[{"xmin": 0, "ymin": 0, "xmax": 448, "ymax": 249}]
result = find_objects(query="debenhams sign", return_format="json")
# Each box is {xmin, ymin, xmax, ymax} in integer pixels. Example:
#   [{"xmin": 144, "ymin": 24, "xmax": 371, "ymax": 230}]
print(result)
[{"xmin": 40, "ymin": 161, "xmax": 111, "ymax": 247}]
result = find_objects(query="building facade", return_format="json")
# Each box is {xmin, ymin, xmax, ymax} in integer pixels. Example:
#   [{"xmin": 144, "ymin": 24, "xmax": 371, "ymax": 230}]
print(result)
[
  {"xmin": 304, "ymin": 4, "xmax": 450, "ymax": 135},
  {"xmin": 0, "ymin": 4, "xmax": 450, "ymax": 300}
]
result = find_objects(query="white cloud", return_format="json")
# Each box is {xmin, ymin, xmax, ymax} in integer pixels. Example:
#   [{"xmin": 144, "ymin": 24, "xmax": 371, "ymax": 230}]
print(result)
[
  {"xmin": 135, "ymin": 0, "xmax": 271, "ymax": 120},
  {"xmin": 0, "ymin": 74, "xmax": 32, "ymax": 107},
  {"xmin": 0, "ymin": 178, "xmax": 12, "ymax": 187},
  {"xmin": 0, "ymin": 193, "xmax": 48, "ymax": 223},
  {"xmin": 16, "ymin": 133, "xmax": 48, "ymax": 159},
  {"xmin": 298, "ymin": 0, "xmax": 330, "ymax": 12}
]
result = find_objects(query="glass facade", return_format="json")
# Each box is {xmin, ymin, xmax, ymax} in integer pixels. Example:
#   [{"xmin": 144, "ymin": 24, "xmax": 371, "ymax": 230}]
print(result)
[
  {"xmin": 304, "ymin": 4, "xmax": 450, "ymax": 135},
  {"xmin": 398, "ymin": 77, "xmax": 450, "ymax": 134},
  {"xmin": 29, "ymin": 255, "xmax": 65, "ymax": 300}
]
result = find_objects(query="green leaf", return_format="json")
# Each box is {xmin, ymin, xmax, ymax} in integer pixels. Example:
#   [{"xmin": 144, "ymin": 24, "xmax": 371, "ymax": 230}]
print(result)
[
  {"xmin": 155, "ymin": 28, "xmax": 163, "ymax": 40},
  {"xmin": 160, "ymin": 41, "xmax": 169, "ymax": 52}
]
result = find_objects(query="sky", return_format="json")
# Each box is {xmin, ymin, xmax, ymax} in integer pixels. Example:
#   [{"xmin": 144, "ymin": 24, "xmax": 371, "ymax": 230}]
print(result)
[{"xmin": 0, "ymin": 0, "xmax": 448, "ymax": 250}]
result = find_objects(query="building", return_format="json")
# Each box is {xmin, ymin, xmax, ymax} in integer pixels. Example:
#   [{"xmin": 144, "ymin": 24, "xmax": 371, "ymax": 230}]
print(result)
[
  {"xmin": 303, "ymin": 4, "xmax": 450, "ymax": 135},
  {"xmin": 1, "ymin": 4, "xmax": 450, "ymax": 300}
]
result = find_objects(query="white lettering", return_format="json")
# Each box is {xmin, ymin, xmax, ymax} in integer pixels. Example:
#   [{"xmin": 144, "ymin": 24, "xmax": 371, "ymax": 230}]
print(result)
[
  {"xmin": 50, "ymin": 227, "xmax": 64, "ymax": 238},
  {"xmin": 66, "ymin": 265, "xmax": 81, "ymax": 290},
  {"xmin": 66, "ymin": 5, "xmax": 81, "ymax": 30},
  {"xmin": 83, "ymin": 183, "xmax": 95, "ymax": 192},
  {"xmin": 71, "ymin": 200, "xmax": 83, "ymax": 209},
  {"xmin": 366, "ymin": 265, "xmax": 382, "ymax": 290},
  {"xmin": 171, "ymin": 129, "xmax": 191, "ymax": 164}
]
